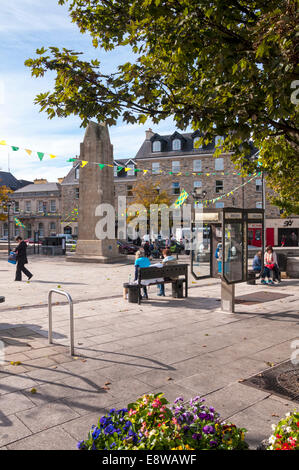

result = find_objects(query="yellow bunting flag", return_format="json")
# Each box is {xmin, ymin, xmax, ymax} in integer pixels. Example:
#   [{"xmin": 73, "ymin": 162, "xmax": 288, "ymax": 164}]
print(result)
[
  {"xmin": 25, "ymin": 149, "xmax": 32, "ymax": 156},
  {"xmin": 143, "ymin": 170, "xmax": 148, "ymax": 174},
  {"xmin": 81, "ymin": 161, "xmax": 88, "ymax": 168},
  {"xmin": 50, "ymin": 154, "xmax": 57, "ymax": 159},
  {"xmin": 0, "ymin": 140, "xmax": 6, "ymax": 145}
]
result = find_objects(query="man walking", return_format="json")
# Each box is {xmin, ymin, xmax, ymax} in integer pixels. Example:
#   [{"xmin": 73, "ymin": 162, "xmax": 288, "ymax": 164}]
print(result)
[{"xmin": 14, "ymin": 236, "xmax": 33, "ymax": 281}]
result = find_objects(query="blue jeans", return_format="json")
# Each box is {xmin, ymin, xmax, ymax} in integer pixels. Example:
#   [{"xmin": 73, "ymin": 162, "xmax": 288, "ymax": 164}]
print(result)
[{"xmin": 157, "ymin": 283, "xmax": 165, "ymax": 295}]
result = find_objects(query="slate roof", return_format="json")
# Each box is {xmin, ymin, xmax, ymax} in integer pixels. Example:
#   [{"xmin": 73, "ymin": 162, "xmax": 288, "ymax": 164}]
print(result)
[
  {"xmin": 14, "ymin": 183, "xmax": 61, "ymax": 194},
  {"xmin": 0, "ymin": 171, "xmax": 25, "ymax": 191},
  {"xmin": 135, "ymin": 131, "xmax": 217, "ymax": 160}
]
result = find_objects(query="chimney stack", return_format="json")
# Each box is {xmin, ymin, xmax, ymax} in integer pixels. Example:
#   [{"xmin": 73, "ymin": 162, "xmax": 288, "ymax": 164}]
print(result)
[{"xmin": 145, "ymin": 128, "xmax": 154, "ymax": 140}]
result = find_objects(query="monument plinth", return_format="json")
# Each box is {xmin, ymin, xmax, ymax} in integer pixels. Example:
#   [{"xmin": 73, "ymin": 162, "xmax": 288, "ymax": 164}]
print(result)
[{"xmin": 67, "ymin": 121, "xmax": 123, "ymax": 263}]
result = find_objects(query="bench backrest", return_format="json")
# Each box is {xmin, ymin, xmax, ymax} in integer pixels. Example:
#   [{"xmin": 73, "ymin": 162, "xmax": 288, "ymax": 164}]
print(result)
[{"xmin": 138, "ymin": 264, "xmax": 188, "ymax": 280}]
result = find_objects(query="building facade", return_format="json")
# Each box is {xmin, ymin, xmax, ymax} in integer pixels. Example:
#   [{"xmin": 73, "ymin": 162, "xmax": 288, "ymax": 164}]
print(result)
[
  {"xmin": 1, "ymin": 130, "xmax": 298, "ymax": 247},
  {"xmin": 10, "ymin": 180, "xmax": 61, "ymax": 239}
]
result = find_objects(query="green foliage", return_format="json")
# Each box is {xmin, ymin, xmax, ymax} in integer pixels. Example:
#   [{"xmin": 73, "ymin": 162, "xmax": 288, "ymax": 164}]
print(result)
[
  {"xmin": 0, "ymin": 186, "xmax": 12, "ymax": 221},
  {"xmin": 26, "ymin": 1, "xmax": 299, "ymax": 213}
]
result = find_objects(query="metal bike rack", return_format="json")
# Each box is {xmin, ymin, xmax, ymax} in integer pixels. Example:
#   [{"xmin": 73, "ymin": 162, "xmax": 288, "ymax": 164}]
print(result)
[{"xmin": 48, "ymin": 289, "xmax": 74, "ymax": 356}]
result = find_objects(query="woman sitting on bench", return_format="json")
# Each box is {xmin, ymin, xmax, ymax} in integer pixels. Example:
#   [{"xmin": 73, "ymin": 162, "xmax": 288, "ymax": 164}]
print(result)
[{"xmin": 261, "ymin": 245, "xmax": 280, "ymax": 285}]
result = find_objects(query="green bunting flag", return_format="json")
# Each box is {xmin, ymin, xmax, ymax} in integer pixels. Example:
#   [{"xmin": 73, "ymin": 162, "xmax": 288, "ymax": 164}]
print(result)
[
  {"xmin": 11, "ymin": 146, "xmax": 19, "ymax": 151},
  {"xmin": 37, "ymin": 152, "xmax": 44, "ymax": 161},
  {"xmin": 98, "ymin": 163, "xmax": 105, "ymax": 169}
]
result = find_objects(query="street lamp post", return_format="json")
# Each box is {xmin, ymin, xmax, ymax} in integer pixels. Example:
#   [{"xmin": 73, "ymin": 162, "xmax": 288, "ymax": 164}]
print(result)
[{"xmin": 6, "ymin": 200, "xmax": 15, "ymax": 255}]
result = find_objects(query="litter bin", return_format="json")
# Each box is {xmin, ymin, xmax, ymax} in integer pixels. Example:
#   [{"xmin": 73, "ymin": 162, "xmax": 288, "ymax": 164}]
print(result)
[
  {"xmin": 123, "ymin": 283, "xmax": 139, "ymax": 303},
  {"xmin": 172, "ymin": 280, "xmax": 184, "ymax": 298}
]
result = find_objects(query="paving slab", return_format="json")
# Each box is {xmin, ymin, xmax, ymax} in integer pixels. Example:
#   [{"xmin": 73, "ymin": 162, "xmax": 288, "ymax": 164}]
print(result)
[
  {"xmin": 7, "ymin": 426, "xmax": 78, "ymax": 450},
  {"xmin": 0, "ymin": 257, "xmax": 298, "ymax": 449},
  {"xmin": 15, "ymin": 400, "xmax": 80, "ymax": 433},
  {"xmin": 0, "ymin": 414, "xmax": 32, "ymax": 447}
]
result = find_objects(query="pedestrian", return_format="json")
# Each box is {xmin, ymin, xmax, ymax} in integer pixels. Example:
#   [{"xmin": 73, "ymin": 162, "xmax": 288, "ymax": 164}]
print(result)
[
  {"xmin": 134, "ymin": 249, "xmax": 150, "ymax": 299},
  {"xmin": 14, "ymin": 236, "xmax": 33, "ymax": 282},
  {"xmin": 290, "ymin": 232, "xmax": 298, "ymax": 247},
  {"xmin": 143, "ymin": 240, "xmax": 151, "ymax": 258}
]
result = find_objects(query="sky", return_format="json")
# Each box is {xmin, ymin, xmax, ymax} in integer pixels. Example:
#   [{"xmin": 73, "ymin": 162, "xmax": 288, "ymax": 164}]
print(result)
[{"xmin": 0, "ymin": 0, "xmax": 178, "ymax": 182}]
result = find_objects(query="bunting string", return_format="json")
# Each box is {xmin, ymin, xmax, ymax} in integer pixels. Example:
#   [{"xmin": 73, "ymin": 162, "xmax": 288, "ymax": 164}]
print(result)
[{"xmin": 0, "ymin": 139, "xmax": 261, "ymax": 177}]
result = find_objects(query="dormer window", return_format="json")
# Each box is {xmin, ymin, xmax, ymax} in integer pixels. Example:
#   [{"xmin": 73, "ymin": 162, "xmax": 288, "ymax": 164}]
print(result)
[
  {"xmin": 215, "ymin": 136, "xmax": 222, "ymax": 147},
  {"xmin": 152, "ymin": 141, "xmax": 161, "ymax": 152},
  {"xmin": 127, "ymin": 164, "xmax": 135, "ymax": 176},
  {"xmin": 172, "ymin": 139, "xmax": 181, "ymax": 151},
  {"xmin": 193, "ymin": 137, "xmax": 202, "ymax": 149}
]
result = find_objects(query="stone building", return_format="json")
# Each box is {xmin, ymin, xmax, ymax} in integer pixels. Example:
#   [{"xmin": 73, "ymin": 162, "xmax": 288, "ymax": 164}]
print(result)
[
  {"xmin": 11, "ymin": 180, "xmax": 61, "ymax": 239},
  {"xmin": 132, "ymin": 129, "xmax": 298, "ymax": 247}
]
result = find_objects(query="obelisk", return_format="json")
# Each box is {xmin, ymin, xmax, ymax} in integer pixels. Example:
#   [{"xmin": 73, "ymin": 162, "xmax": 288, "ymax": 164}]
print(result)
[{"xmin": 67, "ymin": 121, "xmax": 122, "ymax": 263}]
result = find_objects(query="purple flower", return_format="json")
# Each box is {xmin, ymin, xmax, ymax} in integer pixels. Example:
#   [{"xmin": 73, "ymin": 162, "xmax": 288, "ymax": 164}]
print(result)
[
  {"xmin": 77, "ymin": 440, "xmax": 86, "ymax": 450},
  {"xmin": 192, "ymin": 433, "xmax": 202, "ymax": 441},
  {"xmin": 174, "ymin": 396, "xmax": 184, "ymax": 404},
  {"xmin": 203, "ymin": 425, "xmax": 215, "ymax": 435},
  {"xmin": 210, "ymin": 440, "xmax": 218, "ymax": 446}
]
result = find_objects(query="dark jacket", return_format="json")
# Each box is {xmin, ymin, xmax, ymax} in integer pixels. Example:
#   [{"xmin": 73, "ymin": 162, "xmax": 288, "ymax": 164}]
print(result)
[{"xmin": 15, "ymin": 241, "xmax": 28, "ymax": 264}]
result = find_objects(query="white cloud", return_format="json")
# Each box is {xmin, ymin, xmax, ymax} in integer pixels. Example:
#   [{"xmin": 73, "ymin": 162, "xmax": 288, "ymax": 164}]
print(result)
[{"xmin": 0, "ymin": 1, "xmax": 75, "ymax": 33}]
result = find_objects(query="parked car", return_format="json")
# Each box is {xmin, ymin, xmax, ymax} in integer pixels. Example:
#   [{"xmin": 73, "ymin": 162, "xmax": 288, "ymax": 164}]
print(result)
[
  {"xmin": 24, "ymin": 238, "xmax": 43, "ymax": 245},
  {"xmin": 117, "ymin": 241, "xmax": 139, "ymax": 255}
]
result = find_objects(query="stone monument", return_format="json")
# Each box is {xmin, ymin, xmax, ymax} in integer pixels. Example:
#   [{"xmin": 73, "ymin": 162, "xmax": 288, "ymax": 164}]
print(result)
[{"xmin": 67, "ymin": 121, "xmax": 122, "ymax": 263}]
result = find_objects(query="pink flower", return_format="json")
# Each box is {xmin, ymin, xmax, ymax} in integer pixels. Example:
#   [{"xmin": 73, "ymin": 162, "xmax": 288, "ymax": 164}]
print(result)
[{"xmin": 152, "ymin": 399, "xmax": 162, "ymax": 408}]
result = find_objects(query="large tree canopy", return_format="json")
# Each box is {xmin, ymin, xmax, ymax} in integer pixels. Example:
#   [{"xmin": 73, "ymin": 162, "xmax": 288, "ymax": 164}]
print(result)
[{"xmin": 26, "ymin": 0, "xmax": 299, "ymax": 213}]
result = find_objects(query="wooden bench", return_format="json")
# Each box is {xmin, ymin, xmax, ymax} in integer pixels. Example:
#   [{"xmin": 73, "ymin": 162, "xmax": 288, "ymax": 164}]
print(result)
[{"xmin": 138, "ymin": 264, "xmax": 188, "ymax": 304}]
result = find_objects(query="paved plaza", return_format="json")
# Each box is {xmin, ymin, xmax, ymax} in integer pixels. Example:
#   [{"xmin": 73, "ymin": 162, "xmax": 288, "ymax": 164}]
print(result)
[{"xmin": 0, "ymin": 254, "xmax": 298, "ymax": 450}]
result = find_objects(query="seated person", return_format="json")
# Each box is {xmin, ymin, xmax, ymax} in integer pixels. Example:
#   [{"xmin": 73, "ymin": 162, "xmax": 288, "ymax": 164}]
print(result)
[
  {"xmin": 157, "ymin": 249, "xmax": 177, "ymax": 296},
  {"xmin": 134, "ymin": 249, "xmax": 151, "ymax": 299},
  {"xmin": 261, "ymin": 245, "xmax": 280, "ymax": 285},
  {"xmin": 252, "ymin": 250, "xmax": 262, "ymax": 277}
]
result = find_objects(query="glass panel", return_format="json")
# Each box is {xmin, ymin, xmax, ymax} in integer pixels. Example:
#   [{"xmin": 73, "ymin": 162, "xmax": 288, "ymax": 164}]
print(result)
[
  {"xmin": 191, "ymin": 224, "xmax": 211, "ymax": 278},
  {"xmin": 152, "ymin": 141, "xmax": 161, "ymax": 152},
  {"xmin": 223, "ymin": 222, "xmax": 243, "ymax": 283}
]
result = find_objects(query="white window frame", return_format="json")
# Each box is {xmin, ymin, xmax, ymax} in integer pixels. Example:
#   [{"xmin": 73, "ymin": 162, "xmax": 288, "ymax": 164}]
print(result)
[
  {"xmin": 127, "ymin": 164, "xmax": 135, "ymax": 177},
  {"xmin": 25, "ymin": 201, "xmax": 31, "ymax": 213},
  {"xmin": 172, "ymin": 182, "xmax": 180, "ymax": 195},
  {"xmin": 172, "ymin": 139, "xmax": 181, "ymax": 151},
  {"xmin": 193, "ymin": 137, "xmax": 202, "ymax": 150},
  {"xmin": 152, "ymin": 141, "xmax": 161, "ymax": 152},
  {"xmin": 215, "ymin": 158, "xmax": 224, "ymax": 171},
  {"xmin": 215, "ymin": 136, "xmax": 222, "ymax": 147},
  {"xmin": 152, "ymin": 162, "xmax": 160, "ymax": 174},
  {"xmin": 50, "ymin": 200, "xmax": 56, "ymax": 213},
  {"xmin": 193, "ymin": 159, "xmax": 202, "ymax": 172},
  {"xmin": 256, "ymin": 179, "xmax": 262, "ymax": 192},
  {"xmin": 172, "ymin": 161, "xmax": 180, "ymax": 173},
  {"xmin": 215, "ymin": 180, "xmax": 223, "ymax": 193}
]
